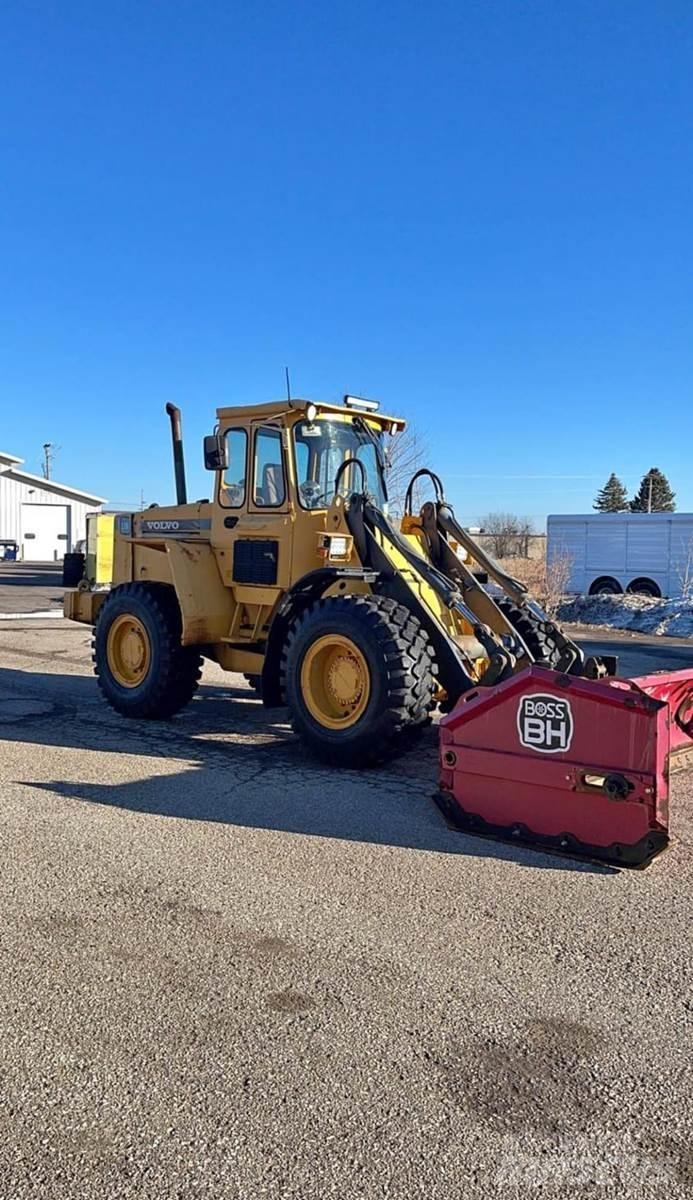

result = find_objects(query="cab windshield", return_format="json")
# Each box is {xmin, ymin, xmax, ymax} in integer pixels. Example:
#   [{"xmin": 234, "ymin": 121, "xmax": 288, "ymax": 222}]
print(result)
[{"xmin": 293, "ymin": 418, "xmax": 387, "ymax": 510}]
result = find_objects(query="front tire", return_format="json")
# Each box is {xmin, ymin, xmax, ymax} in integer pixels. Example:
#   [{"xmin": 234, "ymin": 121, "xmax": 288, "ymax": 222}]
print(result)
[
  {"xmin": 496, "ymin": 597, "xmax": 563, "ymax": 668},
  {"xmin": 93, "ymin": 583, "xmax": 202, "ymax": 718},
  {"xmin": 282, "ymin": 594, "xmax": 437, "ymax": 766}
]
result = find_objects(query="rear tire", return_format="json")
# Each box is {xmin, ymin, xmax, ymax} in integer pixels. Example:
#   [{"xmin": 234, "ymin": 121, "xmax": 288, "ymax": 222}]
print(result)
[
  {"xmin": 62, "ymin": 552, "xmax": 85, "ymax": 587},
  {"xmin": 496, "ymin": 597, "xmax": 563, "ymax": 669},
  {"xmin": 93, "ymin": 583, "xmax": 202, "ymax": 718},
  {"xmin": 243, "ymin": 673, "xmax": 263, "ymax": 697},
  {"xmin": 282, "ymin": 594, "xmax": 437, "ymax": 766}
]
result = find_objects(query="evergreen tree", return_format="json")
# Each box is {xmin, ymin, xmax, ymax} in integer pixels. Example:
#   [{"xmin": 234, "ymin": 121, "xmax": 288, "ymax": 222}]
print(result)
[
  {"xmin": 593, "ymin": 473, "xmax": 629, "ymax": 512},
  {"xmin": 630, "ymin": 468, "xmax": 676, "ymax": 513}
]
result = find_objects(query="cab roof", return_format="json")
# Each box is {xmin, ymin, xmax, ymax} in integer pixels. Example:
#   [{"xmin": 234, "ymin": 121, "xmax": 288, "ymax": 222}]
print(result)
[{"xmin": 215, "ymin": 398, "xmax": 406, "ymax": 432}]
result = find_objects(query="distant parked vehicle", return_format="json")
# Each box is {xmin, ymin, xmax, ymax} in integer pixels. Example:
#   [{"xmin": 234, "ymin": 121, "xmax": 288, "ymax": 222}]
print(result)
[{"xmin": 547, "ymin": 513, "xmax": 693, "ymax": 598}]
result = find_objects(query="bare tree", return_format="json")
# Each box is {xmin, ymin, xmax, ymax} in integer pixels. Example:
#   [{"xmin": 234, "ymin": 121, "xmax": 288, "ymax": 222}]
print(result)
[
  {"xmin": 478, "ymin": 513, "xmax": 536, "ymax": 558},
  {"xmin": 499, "ymin": 545, "xmax": 573, "ymax": 614},
  {"xmin": 385, "ymin": 422, "xmax": 429, "ymax": 517},
  {"xmin": 516, "ymin": 516, "xmax": 535, "ymax": 558},
  {"xmin": 542, "ymin": 551, "xmax": 573, "ymax": 617},
  {"xmin": 676, "ymin": 536, "xmax": 693, "ymax": 601}
]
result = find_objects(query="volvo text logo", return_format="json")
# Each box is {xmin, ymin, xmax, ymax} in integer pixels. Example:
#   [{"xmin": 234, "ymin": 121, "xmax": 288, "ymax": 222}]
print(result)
[
  {"xmin": 517, "ymin": 693, "xmax": 574, "ymax": 754},
  {"xmin": 142, "ymin": 520, "xmax": 180, "ymax": 531}
]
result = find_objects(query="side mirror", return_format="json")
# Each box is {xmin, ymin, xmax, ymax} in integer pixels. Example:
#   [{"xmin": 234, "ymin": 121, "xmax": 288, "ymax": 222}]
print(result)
[{"xmin": 203, "ymin": 434, "xmax": 229, "ymax": 472}]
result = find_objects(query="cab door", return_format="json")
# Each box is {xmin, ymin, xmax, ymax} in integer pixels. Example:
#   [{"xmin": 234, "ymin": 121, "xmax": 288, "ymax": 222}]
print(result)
[{"xmin": 211, "ymin": 424, "xmax": 294, "ymax": 638}]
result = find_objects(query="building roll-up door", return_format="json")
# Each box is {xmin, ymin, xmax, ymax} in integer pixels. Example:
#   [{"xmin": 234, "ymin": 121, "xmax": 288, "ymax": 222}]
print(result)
[{"xmin": 21, "ymin": 504, "xmax": 69, "ymax": 561}]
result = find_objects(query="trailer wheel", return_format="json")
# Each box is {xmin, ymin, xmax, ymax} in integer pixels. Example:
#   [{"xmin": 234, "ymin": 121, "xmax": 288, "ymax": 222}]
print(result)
[
  {"xmin": 93, "ymin": 583, "xmax": 202, "ymax": 718},
  {"xmin": 496, "ymin": 597, "xmax": 563, "ymax": 669},
  {"xmin": 627, "ymin": 577, "xmax": 661, "ymax": 598},
  {"xmin": 588, "ymin": 577, "xmax": 623, "ymax": 596},
  {"xmin": 282, "ymin": 594, "xmax": 437, "ymax": 766}
]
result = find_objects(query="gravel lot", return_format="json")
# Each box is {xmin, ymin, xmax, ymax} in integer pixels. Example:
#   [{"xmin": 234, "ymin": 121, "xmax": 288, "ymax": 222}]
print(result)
[{"xmin": 1, "ymin": 607, "xmax": 692, "ymax": 1198}]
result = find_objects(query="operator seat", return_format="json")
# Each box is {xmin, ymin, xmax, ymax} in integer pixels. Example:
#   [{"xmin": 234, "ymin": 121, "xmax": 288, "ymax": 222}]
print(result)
[{"xmin": 255, "ymin": 463, "xmax": 283, "ymax": 506}]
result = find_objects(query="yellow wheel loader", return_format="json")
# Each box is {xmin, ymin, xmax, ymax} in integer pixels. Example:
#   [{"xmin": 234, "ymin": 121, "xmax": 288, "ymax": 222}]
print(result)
[
  {"xmin": 65, "ymin": 395, "xmax": 693, "ymax": 865},
  {"xmin": 65, "ymin": 395, "xmax": 604, "ymax": 767}
]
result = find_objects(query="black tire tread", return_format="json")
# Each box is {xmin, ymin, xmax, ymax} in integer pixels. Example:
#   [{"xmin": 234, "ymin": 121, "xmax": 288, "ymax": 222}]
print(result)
[
  {"xmin": 93, "ymin": 583, "xmax": 202, "ymax": 719},
  {"xmin": 496, "ymin": 596, "xmax": 563, "ymax": 669},
  {"xmin": 243, "ymin": 673, "xmax": 262, "ymax": 694},
  {"xmin": 281, "ymin": 593, "xmax": 437, "ymax": 766},
  {"xmin": 62, "ymin": 552, "xmax": 85, "ymax": 588}
]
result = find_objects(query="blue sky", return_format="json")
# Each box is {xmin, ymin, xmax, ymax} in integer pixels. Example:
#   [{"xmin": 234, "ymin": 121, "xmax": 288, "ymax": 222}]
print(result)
[{"xmin": 2, "ymin": 1, "xmax": 692, "ymax": 525}]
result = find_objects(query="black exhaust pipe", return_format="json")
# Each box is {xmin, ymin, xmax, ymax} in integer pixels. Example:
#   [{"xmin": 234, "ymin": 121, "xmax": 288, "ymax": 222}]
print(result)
[{"xmin": 165, "ymin": 403, "xmax": 188, "ymax": 506}]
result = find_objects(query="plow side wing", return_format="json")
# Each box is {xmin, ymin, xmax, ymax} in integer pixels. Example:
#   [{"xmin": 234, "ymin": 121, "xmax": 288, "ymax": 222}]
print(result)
[{"xmin": 628, "ymin": 669, "xmax": 693, "ymax": 770}]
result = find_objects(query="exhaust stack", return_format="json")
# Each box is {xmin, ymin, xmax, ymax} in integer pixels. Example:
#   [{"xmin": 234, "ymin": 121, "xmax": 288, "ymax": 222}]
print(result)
[{"xmin": 165, "ymin": 403, "xmax": 188, "ymax": 506}]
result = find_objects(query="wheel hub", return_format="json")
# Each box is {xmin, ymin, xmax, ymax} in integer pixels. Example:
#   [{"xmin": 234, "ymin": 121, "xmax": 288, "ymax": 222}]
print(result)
[
  {"xmin": 301, "ymin": 634, "xmax": 371, "ymax": 729},
  {"xmin": 107, "ymin": 614, "xmax": 152, "ymax": 688},
  {"xmin": 326, "ymin": 651, "xmax": 363, "ymax": 708}
]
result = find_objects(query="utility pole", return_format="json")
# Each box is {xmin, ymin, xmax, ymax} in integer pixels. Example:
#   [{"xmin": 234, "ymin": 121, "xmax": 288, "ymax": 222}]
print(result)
[
  {"xmin": 42, "ymin": 443, "xmax": 56, "ymax": 480},
  {"xmin": 648, "ymin": 474, "xmax": 653, "ymax": 513}
]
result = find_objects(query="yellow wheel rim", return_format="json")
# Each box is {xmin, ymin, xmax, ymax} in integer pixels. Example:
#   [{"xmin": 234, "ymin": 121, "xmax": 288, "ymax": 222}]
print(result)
[
  {"xmin": 300, "ymin": 634, "xmax": 371, "ymax": 730},
  {"xmin": 107, "ymin": 614, "xmax": 152, "ymax": 688}
]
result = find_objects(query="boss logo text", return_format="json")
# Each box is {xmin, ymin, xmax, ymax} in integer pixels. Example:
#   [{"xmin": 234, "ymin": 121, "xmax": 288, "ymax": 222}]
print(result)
[{"xmin": 517, "ymin": 693, "xmax": 574, "ymax": 754}]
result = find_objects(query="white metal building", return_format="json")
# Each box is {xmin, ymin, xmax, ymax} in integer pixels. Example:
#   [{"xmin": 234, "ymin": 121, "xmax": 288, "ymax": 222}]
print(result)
[{"xmin": 0, "ymin": 450, "xmax": 106, "ymax": 561}]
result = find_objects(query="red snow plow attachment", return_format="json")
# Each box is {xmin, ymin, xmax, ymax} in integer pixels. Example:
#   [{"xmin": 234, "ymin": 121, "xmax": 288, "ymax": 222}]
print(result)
[{"xmin": 437, "ymin": 666, "xmax": 693, "ymax": 867}]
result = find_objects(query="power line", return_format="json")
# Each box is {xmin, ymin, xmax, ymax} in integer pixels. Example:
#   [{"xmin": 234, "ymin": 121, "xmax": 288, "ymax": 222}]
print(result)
[{"xmin": 444, "ymin": 473, "xmax": 603, "ymax": 480}]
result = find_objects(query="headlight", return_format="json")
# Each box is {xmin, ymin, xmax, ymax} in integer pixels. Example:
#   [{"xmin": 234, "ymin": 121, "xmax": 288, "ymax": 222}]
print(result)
[{"xmin": 317, "ymin": 533, "xmax": 353, "ymax": 562}]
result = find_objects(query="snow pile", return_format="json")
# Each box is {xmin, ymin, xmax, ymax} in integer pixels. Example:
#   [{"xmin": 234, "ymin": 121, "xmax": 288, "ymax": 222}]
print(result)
[{"xmin": 558, "ymin": 594, "xmax": 693, "ymax": 638}]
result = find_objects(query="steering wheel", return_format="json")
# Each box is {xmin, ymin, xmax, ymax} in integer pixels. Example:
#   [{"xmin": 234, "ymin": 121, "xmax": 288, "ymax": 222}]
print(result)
[
  {"xmin": 223, "ymin": 483, "xmax": 244, "ymax": 506},
  {"xmin": 299, "ymin": 480, "xmax": 327, "ymax": 509}
]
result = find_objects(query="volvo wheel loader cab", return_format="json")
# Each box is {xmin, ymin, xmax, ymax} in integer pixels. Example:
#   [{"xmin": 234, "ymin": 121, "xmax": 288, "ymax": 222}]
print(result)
[{"xmin": 65, "ymin": 395, "xmax": 608, "ymax": 767}]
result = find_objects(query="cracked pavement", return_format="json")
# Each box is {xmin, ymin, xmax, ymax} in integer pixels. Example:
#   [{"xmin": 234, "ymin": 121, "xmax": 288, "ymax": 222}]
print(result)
[{"xmin": 0, "ymin": 617, "xmax": 692, "ymax": 1199}]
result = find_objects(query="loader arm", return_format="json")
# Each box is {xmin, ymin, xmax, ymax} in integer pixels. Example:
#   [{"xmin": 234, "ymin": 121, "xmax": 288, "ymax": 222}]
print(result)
[
  {"xmin": 345, "ymin": 495, "xmax": 522, "ymax": 702},
  {"xmin": 400, "ymin": 469, "xmax": 591, "ymax": 677},
  {"xmin": 428, "ymin": 500, "xmax": 588, "ymax": 675}
]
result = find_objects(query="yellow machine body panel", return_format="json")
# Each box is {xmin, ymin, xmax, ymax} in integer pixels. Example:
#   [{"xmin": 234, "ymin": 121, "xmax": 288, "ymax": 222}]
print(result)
[{"xmin": 85, "ymin": 512, "xmax": 116, "ymax": 585}]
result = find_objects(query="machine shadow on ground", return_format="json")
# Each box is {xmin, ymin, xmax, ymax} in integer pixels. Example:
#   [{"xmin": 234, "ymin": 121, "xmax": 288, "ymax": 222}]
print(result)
[
  {"xmin": 0, "ymin": 564, "xmax": 63, "ymax": 589},
  {"xmin": 0, "ymin": 664, "xmax": 614, "ymax": 874}
]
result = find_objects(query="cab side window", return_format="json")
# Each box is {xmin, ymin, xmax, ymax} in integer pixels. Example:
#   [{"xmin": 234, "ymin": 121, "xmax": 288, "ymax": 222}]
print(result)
[
  {"xmin": 253, "ymin": 427, "xmax": 286, "ymax": 507},
  {"xmin": 221, "ymin": 429, "xmax": 248, "ymax": 508}
]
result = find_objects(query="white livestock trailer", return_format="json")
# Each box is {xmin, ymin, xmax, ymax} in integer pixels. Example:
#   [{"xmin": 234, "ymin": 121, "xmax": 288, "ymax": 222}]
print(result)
[{"xmin": 547, "ymin": 512, "xmax": 693, "ymax": 598}]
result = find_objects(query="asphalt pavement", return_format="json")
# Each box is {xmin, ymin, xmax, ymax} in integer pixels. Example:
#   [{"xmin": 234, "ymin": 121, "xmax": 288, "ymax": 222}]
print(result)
[
  {"xmin": 0, "ymin": 617, "xmax": 692, "ymax": 1199},
  {"xmin": 567, "ymin": 625, "xmax": 693, "ymax": 679},
  {"xmin": 0, "ymin": 561, "xmax": 64, "ymax": 615}
]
